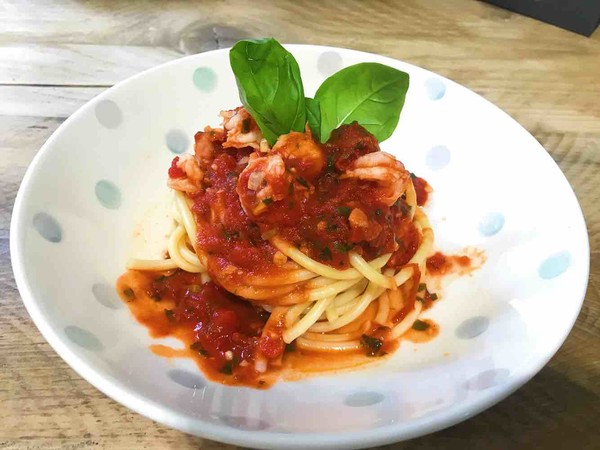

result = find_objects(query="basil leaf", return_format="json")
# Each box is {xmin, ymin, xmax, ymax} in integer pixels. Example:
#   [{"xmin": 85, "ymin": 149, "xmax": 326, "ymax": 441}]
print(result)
[
  {"xmin": 315, "ymin": 62, "xmax": 409, "ymax": 142},
  {"xmin": 229, "ymin": 38, "xmax": 306, "ymax": 145},
  {"xmin": 305, "ymin": 97, "xmax": 321, "ymax": 141}
]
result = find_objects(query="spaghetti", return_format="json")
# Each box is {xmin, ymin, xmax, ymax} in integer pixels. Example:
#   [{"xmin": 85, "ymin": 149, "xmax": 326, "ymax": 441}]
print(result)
[{"xmin": 121, "ymin": 107, "xmax": 438, "ymax": 385}]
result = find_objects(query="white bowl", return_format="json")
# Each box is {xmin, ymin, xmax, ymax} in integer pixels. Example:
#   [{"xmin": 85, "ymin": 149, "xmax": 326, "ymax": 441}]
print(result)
[{"xmin": 10, "ymin": 45, "xmax": 589, "ymax": 449}]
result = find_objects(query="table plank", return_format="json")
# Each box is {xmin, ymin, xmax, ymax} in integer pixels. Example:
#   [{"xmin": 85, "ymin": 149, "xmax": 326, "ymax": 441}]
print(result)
[
  {"xmin": 0, "ymin": 44, "xmax": 180, "ymax": 86},
  {"xmin": 1, "ymin": 1, "xmax": 599, "ymax": 449}
]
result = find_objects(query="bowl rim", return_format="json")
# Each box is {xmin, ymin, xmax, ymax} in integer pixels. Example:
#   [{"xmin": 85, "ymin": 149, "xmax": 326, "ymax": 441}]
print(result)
[{"xmin": 10, "ymin": 44, "xmax": 590, "ymax": 449}]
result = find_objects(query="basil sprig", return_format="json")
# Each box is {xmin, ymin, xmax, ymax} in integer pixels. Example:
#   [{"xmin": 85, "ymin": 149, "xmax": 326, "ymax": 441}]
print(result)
[
  {"xmin": 230, "ymin": 38, "xmax": 306, "ymax": 145},
  {"xmin": 230, "ymin": 38, "xmax": 409, "ymax": 144}
]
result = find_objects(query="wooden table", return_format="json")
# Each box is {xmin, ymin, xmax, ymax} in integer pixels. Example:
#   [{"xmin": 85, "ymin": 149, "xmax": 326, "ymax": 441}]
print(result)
[{"xmin": 1, "ymin": 1, "xmax": 599, "ymax": 448}]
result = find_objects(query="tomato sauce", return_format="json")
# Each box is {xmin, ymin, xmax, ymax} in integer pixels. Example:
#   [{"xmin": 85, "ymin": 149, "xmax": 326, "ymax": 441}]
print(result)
[
  {"xmin": 412, "ymin": 175, "xmax": 430, "ymax": 206},
  {"xmin": 118, "ymin": 121, "xmax": 485, "ymax": 389},
  {"xmin": 190, "ymin": 122, "xmax": 423, "ymax": 272},
  {"xmin": 426, "ymin": 252, "xmax": 472, "ymax": 276},
  {"xmin": 117, "ymin": 269, "xmax": 273, "ymax": 388}
]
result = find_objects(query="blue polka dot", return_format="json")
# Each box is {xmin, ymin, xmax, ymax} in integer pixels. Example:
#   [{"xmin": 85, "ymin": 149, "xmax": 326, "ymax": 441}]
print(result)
[
  {"xmin": 33, "ymin": 212, "xmax": 62, "ymax": 243},
  {"xmin": 317, "ymin": 51, "xmax": 343, "ymax": 77},
  {"xmin": 166, "ymin": 129, "xmax": 189, "ymax": 154},
  {"xmin": 193, "ymin": 67, "xmax": 217, "ymax": 92},
  {"xmin": 95, "ymin": 180, "xmax": 121, "ymax": 209},
  {"xmin": 466, "ymin": 369, "xmax": 510, "ymax": 390},
  {"xmin": 539, "ymin": 252, "xmax": 571, "ymax": 279},
  {"xmin": 219, "ymin": 416, "xmax": 270, "ymax": 431},
  {"xmin": 168, "ymin": 369, "xmax": 205, "ymax": 389},
  {"xmin": 95, "ymin": 100, "xmax": 122, "ymax": 129},
  {"xmin": 425, "ymin": 77, "xmax": 446, "ymax": 100},
  {"xmin": 92, "ymin": 283, "xmax": 122, "ymax": 309},
  {"xmin": 65, "ymin": 326, "xmax": 104, "ymax": 352},
  {"xmin": 456, "ymin": 316, "xmax": 490, "ymax": 339},
  {"xmin": 344, "ymin": 391, "xmax": 384, "ymax": 407},
  {"xmin": 426, "ymin": 145, "xmax": 451, "ymax": 170},
  {"xmin": 479, "ymin": 212, "xmax": 505, "ymax": 237}
]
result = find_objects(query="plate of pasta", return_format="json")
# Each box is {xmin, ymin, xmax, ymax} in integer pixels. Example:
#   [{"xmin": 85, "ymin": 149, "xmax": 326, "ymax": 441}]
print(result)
[{"xmin": 11, "ymin": 39, "xmax": 588, "ymax": 449}]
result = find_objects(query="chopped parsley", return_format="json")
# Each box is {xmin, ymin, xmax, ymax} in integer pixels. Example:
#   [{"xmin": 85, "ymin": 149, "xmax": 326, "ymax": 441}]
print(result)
[
  {"xmin": 326, "ymin": 154, "xmax": 335, "ymax": 172},
  {"xmin": 164, "ymin": 309, "xmax": 175, "ymax": 321},
  {"xmin": 335, "ymin": 242, "xmax": 354, "ymax": 253},
  {"xmin": 412, "ymin": 320, "xmax": 430, "ymax": 331},
  {"xmin": 222, "ymin": 227, "xmax": 240, "ymax": 241},
  {"xmin": 220, "ymin": 361, "xmax": 233, "ymax": 375},
  {"xmin": 122, "ymin": 287, "xmax": 135, "ymax": 300},
  {"xmin": 296, "ymin": 177, "xmax": 309, "ymax": 188},
  {"xmin": 360, "ymin": 334, "xmax": 383, "ymax": 357},
  {"xmin": 418, "ymin": 283, "xmax": 426, "ymax": 292},
  {"xmin": 262, "ymin": 197, "xmax": 273, "ymax": 205},
  {"xmin": 320, "ymin": 247, "xmax": 332, "ymax": 261},
  {"xmin": 336, "ymin": 206, "xmax": 351, "ymax": 217},
  {"xmin": 190, "ymin": 341, "xmax": 208, "ymax": 357},
  {"xmin": 326, "ymin": 222, "xmax": 338, "ymax": 232},
  {"xmin": 284, "ymin": 342, "xmax": 296, "ymax": 353}
]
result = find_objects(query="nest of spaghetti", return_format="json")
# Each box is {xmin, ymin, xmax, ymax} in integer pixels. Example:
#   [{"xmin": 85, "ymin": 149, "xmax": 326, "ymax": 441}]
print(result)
[{"xmin": 128, "ymin": 106, "xmax": 434, "ymax": 376}]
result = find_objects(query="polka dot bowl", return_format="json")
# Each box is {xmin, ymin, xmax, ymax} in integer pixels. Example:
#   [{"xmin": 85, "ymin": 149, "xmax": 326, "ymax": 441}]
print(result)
[{"xmin": 10, "ymin": 46, "xmax": 589, "ymax": 449}]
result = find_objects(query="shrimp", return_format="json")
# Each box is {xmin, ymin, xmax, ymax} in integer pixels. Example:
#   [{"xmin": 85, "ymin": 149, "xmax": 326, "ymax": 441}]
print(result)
[
  {"xmin": 348, "ymin": 207, "xmax": 383, "ymax": 243},
  {"xmin": 167, "ymin": 128, "xmax": 227, "ymax": 193},
  {"xmin": 271, "ymin": 131, "xmax": 324, "ymax": 180},
  {"xmin": 220, "ymin": 107, "xmax": 263, "ymax": 149},
  {"xmin": 236, "ymin": 153, "xmax": 294, "ymax": 217},
  {"xmin": 167, "ymin": 154, "xmax": 204, "ymax": 194},
  {"xmin": 340, "ymin": 152, "xmax": 409, "ymax": 206}
]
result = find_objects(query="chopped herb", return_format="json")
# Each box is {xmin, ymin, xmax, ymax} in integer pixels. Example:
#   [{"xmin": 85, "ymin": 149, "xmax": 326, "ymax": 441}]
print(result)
[
  {"xmin": 336, "ymin": 206, "xmax": 351, "ymax": 217},
  {"xmin": 360, "ymin": 334, "xmax": 383, "ymax": 357},
  {"xmin": 284, "ymin": 342, "xmax": 296, "ymax": 353},
  {"xmin": 220, "ymin": 361, "xmax": 233, "ymax": 375},
  {"xmin": 335, "ymin": 242, "xmax": 354, "ymax": 252},
  {"xmin": 326, "ymin": 154, "xmax": 335, "ymax": 172},
  {"xmin": 418, "ymin": 283, "xmax": 426, "ymax": 292},
  {"xmin": 164, "ymin": 309, "xmax": 175, "ymax": 321},
  {"xmin": 190, "ymin": 341, "xmax": 208, "ymax": 357},
  {"xmin": 262, "ymin": 197, "xmax": 273, "ymax": 205},
  {"xmin": 320, "ymin": 247, "xmax": 332, "ymax": 261},
  {"xmin": 154, "ymin": 275, "xmax": 167, "ymax": 283},
  {"xmin": 410, "ymin": 172, "xmax": 416, "ymax": 180},
  {"xmin": 296, "ymin": 176, "xmax": 309, "ymax": 188},
  {"xmin": 150, "ymin": 292, "xmax": 162, "ymax": 302},
  {"xmin": 288, "ymin": 181, "xmax": 295, "ymax": 195},
  {"xmin": 429, "ymin": 293, "xmax": 438, "ymax": 301},
  {"xmin": 326, "ymin": 222, "xmax": 338, "ymax": 232},
  {"xmin": 241, "ymin": 118, "xmax": 251, "ymax": 133},
  {"xmin": 416, "ymin": 296, "xmax": 424, "ymax": 302},
  {"xmin": 412, "ymin": 319, "xmax": 430, "ymax": 331},
  {"xmin": 122, "ymin": 287, "xmax": 135, "ymax": 300},
  {"xmin": 375, "ymin": 208, "xmax": 383, "ymax": 216},
  {"xmin": 227, "ymin": 170, "xmax": 238, "ymax": 179},
  {"xmin": 222, "ymin": 227, "xmax": 240, "ymax": 241},
  {"xmin": 355, "ymin": 141, "xmax": 366, "ymax": 150}
]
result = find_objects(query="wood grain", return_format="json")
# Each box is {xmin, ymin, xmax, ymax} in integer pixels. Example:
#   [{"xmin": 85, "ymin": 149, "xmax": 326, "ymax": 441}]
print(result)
[{"xmin": 1, "ymin": 0, "xmax": 599, "ymax": 449}]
